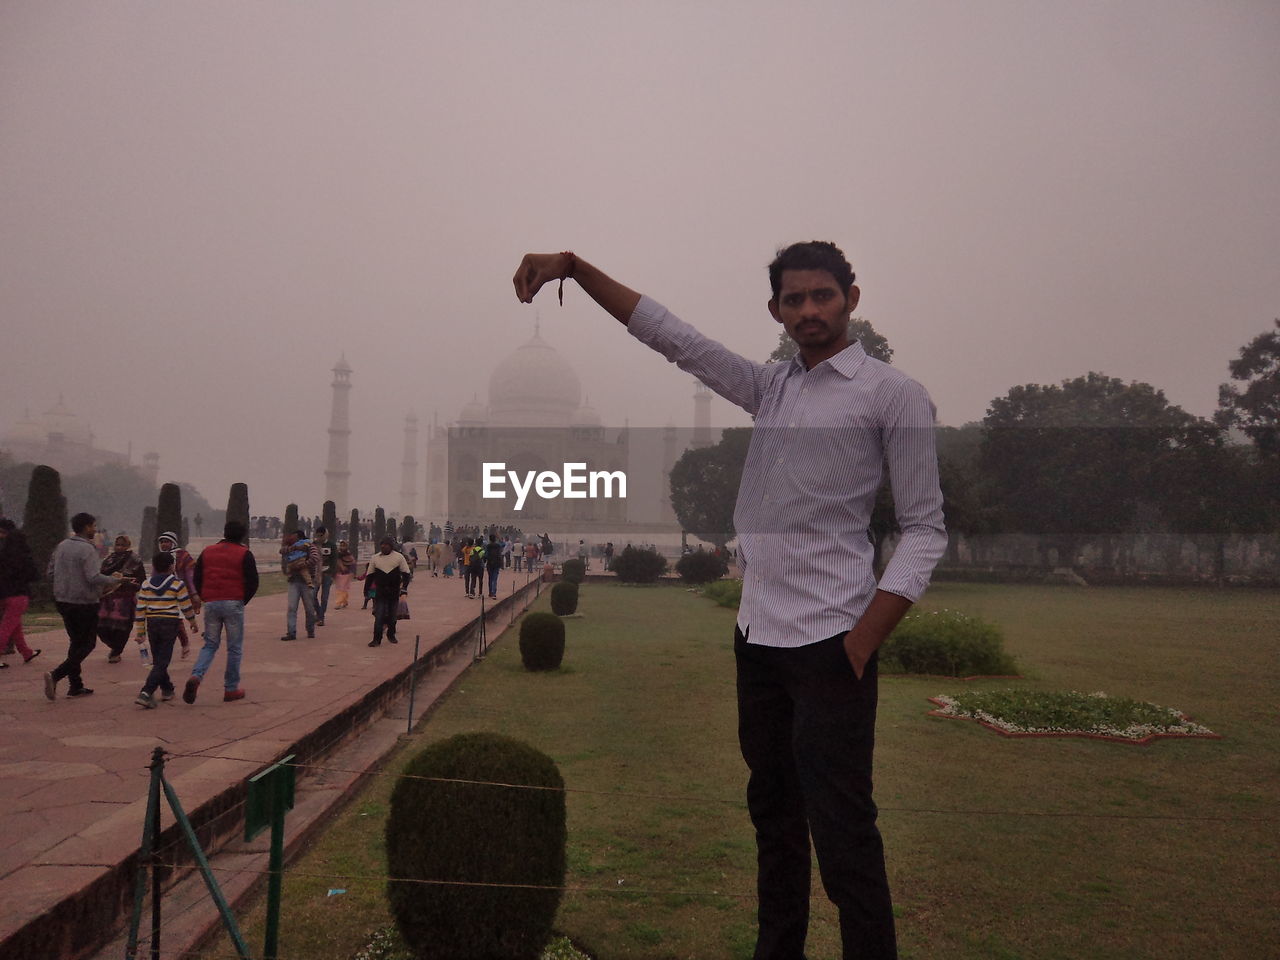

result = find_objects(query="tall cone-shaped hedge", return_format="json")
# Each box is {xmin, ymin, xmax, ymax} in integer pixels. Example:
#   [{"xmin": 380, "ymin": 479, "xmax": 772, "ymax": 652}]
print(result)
[
  {"xmin": 139, "ymin": 507, "xmax": 157, "ymax": 563},
  {"xmin": 373, "ymin": 506, "xmax": 386, "ymax": 544},
  {"xmin": 283, "ymin": 503, "xmax": 298, "ymax": 536},
  {"xmin": 156, "ymin": 482, "xmax": 182, "ymax": 544},
  {"xmin": 386, "ymin": 733, "xmax": 566, "ymax": 960},
  {"xmin": 22, "ymin": 465, "xmax": 67, "ymax": 603},
  {"xmin": 349, "ymin": 508, "xmax": 360, "ymax": 550},
  {"xmin": 226, "ymin": 484, "xmax": 250, "ymax": 543}
]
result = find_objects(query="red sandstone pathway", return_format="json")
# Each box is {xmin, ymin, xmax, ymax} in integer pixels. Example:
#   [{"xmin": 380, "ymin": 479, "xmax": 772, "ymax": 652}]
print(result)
[{"xmin": 0, "ymin": 564, "xmax": 539, "ymax": 953}]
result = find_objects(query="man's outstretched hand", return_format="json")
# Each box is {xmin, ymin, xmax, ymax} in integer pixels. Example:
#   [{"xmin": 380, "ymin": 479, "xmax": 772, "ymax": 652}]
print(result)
[{"xmin": 513, "ymin": 252, "xmax": 573, "ymax": 303}]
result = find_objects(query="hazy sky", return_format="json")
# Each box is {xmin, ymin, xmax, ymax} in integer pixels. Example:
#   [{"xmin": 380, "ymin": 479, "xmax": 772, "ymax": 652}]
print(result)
[{"xmin": 3, "ymin": 0, "xmax": 1277, "ymax": 516}]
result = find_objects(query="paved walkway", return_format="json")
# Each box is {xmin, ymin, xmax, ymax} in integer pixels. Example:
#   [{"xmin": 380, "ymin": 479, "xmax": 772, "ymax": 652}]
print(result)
[{"xmin": 0, "ymin": 564, "xmax": 544, "ymax": 960}]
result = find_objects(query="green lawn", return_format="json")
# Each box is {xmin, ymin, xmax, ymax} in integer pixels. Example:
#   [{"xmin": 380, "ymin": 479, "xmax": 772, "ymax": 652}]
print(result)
[{"xmin": 199, "ymin": 582, "xmax": 1279, "ymax": 960}]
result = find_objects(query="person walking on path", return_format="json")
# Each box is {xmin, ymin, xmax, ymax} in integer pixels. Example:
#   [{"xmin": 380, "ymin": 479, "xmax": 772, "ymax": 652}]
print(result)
[
  {"xmin": 364, "ymin": 537, "xmax": 411, "ymax": 647},
  {"xmin": 45, "ymin": 512, "xmax": 126, "ymax": 699},
  {"xmin": 132, "ymin": 551, "xmax": 198, "ymax": 709},
  {"xmin": 313, "ymin": 525, "xmax": 336, "ymax": 626},
  {"xmin": 279, "ymin": 530, "xmax": 319, "ymax": 641},
  {"xmin": 157, "ymin": 532, "xmax": 200, "ymax": 658},
  {"xmin": 0, "ymin": 519, "xmax": 41, "ymax": 667},
  {"xmin": 333, "ymin": 540, "xmax": 356, "ymax": 609},
  {"xmin": 513, "ymin": 244, "xmax": 946, "ymax": 960},
  {"xmin": 485, "ymin": 533, "xmax": 504, "ymax": 600},
  {"xmin": 97, "ymin": 535, "xmax": 145, "ymax": 663},
  {"xmin": 185, "ymin": 520, "xmax": 259, "ymax": 704},
  {"xmin": 465, "ymin": 537, "xmax": 486, "ymax": 599}
]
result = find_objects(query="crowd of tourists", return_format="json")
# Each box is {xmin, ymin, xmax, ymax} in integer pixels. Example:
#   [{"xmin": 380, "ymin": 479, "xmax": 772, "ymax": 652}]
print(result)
[{"xmin": 0, "ymin": 512, "xmax": 560, "ymax": 709}]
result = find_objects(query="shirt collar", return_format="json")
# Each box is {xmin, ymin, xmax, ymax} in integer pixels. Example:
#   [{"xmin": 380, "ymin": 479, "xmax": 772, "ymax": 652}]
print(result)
[{"xmin": 790, "ymin": 339, "xmax": 868, "ymax": 380}]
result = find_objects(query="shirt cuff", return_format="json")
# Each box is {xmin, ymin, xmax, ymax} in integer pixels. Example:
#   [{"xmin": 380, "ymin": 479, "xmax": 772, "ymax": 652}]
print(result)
[{"xmin": 626, "ymin": 295, "xmax": 669, "ymax": 346}]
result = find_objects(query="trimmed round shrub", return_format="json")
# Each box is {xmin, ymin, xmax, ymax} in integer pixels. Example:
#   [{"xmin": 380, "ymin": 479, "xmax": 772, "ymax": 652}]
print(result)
[
  {"xmin": 519, "ymin": 612, "xmax": 565, "ymax": 670},
  {"xmin": 675, "ymin": 548, "xmax": 728, "ymax": 584},
  {"xmin": 880, "ymin": 609, "xmax": 1017, "ymax": 677},
  {"xmin": 550, "ymin": 580, "xmax": 579, "ymax": 616},
  {"xmin": 386, "ymin": 732, "xmax": 566, "ymax": 960},
  {"xmin": 560, "ymin": 557, "xmax": 586, "ymax": 584},
  {"xmin": 611, "ymin": 545, "xmax": 668, "ymax": 584},
  {"xmin": 700, "ymin": 579, "xmax": 743, "ymax": 609}
]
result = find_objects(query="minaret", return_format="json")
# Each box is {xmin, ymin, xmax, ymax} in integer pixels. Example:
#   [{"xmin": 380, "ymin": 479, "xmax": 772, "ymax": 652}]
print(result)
[
  {"xmin": 400, "ymin": 412, "xmax": 419, "ymax": 517},
  {"xmin": 324, "ymin": 356, "xmax": 352, "ymax": 512},
  {"xmin": 692, "ymin": 381, "xmax": 713, "ymax": 448},
  {"xmin": 660, "ymin": 421, "xmax": 679, "ymax": 523}
]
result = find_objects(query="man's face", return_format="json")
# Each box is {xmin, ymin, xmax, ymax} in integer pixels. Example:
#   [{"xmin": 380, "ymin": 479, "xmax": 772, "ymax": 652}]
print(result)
[
  {"xmin": 768, "ymin": 269, "xmax": 859, "ymax": 357},
  {"xmin": 380, "ymin": 541, "xmax": 393, "ymax": 554},
  {"xmin": 284, "ymin": 533, "xmax": 298, "ymax": 547},
  {"xmin": 83, "ymin": 521, "xmax": 98, "ymax": 540}
]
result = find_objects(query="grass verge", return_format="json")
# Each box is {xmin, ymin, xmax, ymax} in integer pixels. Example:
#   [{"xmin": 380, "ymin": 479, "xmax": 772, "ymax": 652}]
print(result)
[{"xmin": 198, "ymin": 582, "xmax": 1278, "ymax": 959}]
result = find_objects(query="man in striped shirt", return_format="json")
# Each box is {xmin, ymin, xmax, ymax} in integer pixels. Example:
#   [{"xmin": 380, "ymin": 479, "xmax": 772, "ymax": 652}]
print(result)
[
  {"xmin": 514, "ymin": 243, "xmax": 946, "ymax": 960},
  {"xmin": 133, "ymin": 550, "xmax": 199, "ymax": 709}
]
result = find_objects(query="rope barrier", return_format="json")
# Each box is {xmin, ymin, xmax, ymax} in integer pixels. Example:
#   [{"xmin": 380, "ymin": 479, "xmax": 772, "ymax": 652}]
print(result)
[
  {"xmin": 139, "ymin": 749, "xmax": 1280, "ymax": 823},
  {"xmin": 40, "ymin": 861, "xmax": 755, "ymax": 899}
]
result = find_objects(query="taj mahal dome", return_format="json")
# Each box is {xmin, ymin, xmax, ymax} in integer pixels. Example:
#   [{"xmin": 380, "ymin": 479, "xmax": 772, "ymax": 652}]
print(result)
[{"xmin": 421, "ymin": 325, "xmax": 629, "ymax": 525}]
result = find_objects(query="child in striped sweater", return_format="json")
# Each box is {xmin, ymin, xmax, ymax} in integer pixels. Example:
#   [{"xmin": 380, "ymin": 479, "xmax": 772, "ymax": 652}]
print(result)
[{"xmin": 133, "ymin": 551, "xmax": 199, "ymax": 709}]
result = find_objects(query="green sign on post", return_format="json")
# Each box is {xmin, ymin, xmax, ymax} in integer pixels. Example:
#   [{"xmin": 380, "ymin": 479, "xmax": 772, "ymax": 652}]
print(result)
[{"xmin": 246, "ymin": 755, "xmax": 296, "ymax": 960}]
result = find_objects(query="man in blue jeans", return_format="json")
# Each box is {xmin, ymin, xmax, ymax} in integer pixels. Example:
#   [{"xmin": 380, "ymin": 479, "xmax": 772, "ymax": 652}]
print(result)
[
  {"xmin": 278, "ymin": 530, "xmax": 318, "ymax": 641},
  {"xmin": 185, "ymin": 520, "xmax": 259, "ymax": 704}
]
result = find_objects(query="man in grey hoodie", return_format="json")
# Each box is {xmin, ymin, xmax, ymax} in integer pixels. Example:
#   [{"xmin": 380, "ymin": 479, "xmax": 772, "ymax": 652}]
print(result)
[{"xmin": 45, "ymin": 512, "xmax": 123, "ymax": 699}]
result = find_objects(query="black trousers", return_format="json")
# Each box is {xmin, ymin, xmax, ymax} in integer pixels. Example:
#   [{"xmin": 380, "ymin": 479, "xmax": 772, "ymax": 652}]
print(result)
[
  {"xmin": 141, "ymin": 618, "xmax": 179, "ymax": 696},
  {"xmin": 53, "ymin": 602, "xmax": 99, "ymax": 690},
  {"xmin": 372, "ymin": 594, "xmax": 398, "ymax": 643},
  {"xmin": 735, "ymin": 627, "xmax": 896, "ymax": 960}
]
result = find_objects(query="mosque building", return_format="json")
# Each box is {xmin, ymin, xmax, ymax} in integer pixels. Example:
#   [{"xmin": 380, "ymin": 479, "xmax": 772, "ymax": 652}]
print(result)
[{"xmin": 1, "ymin": 397, "xmax": 159, "ymax": 484}]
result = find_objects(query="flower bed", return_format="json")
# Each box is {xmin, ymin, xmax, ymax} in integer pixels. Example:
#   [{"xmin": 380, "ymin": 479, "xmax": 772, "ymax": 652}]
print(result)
[{"xmin": 928, "ymin": 689, "xmax": 1219, "ymax": 745}]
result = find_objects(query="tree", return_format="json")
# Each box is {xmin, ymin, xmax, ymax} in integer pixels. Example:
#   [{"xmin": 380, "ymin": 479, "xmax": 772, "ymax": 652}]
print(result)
[
  {"xmin": 322, "ymin": 500, "xmax": 338, "ymax": 540},
  {"xmin": 981, "ymin": 372, "xmax": 1199, "ymax": 568},
  {"xmin": 669, "ymin": 427, "xmax": 753, "ymax": 550},
  {"xmin": 1217, "ymin": 319, "xmax": 1280, "ymax": 458},
  {"xmin": 22, "ymin": 465, "xmax": 67, "ymax": 603},
  {"xmin": 226, "ymin": 483, "xmax": 250, "ymax": 543},
  {"xmin": 934, "ymin": 424, "xmax": 999, "ymax": 563},
  {"xmin": 157, "ymin": 483, "xmax": 183, "ymax": 544},
  {"xmin": 400, "ymin": 514, "xmax": 415, "ymax": 543},
  {"xmin": 373, "ymin": 506, "xmax": 386, "ymax": 544},
  {"xmin": 1151, "ymin": 423, "xmax": 1270, "ymax": 581},
  {"xmin": 139, "ymin": 506, "xmax": 157, "ymax": 562},
  {"xmin": 768, "ymin": 317, "xmax": 893, "ymax": 365},
  {"xmin": 349, "ymin": 507, "xmax": 360, "ymax": 547},
  {"xmin": 283, "ymin": 503, "xmax": 299, "ymax": 536},
  {"xmin": 61, "ymin": 463, "xmax": 157, "ymax": 537}
]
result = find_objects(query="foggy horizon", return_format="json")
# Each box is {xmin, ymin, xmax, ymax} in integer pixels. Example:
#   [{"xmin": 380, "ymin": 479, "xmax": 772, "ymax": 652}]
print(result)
[{"xmin": 3, "ymin": 1, "xmax": 1277, "ymax": 517}]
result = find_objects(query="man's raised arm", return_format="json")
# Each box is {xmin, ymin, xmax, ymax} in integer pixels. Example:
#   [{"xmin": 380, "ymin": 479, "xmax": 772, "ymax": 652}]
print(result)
[{"xmin": 513, "ymin": 252, "xmax": 641, "ymax": 325}]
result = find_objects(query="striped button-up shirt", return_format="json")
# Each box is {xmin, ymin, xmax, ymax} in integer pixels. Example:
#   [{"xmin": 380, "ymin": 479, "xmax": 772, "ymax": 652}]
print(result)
[{"xmin": 629, "ymin": 295, "xmax": 947, "ymax": 648}]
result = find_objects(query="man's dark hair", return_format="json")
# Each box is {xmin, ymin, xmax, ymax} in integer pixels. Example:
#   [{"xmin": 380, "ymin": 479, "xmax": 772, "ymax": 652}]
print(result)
[
  {"xmin": 223, "ymin": 520, "xmax": 246, "ymax": 542},
  {"xmin": 152, "ymin": 551, "xmax": 174, "ymax": 571},
  {"xmin": 71, "ymin": 512, "xmax": 96, "ymax": 534},
  {"xmin": 293, "ymin": 529, "xmax": 305, "ymax": 539},
  {"xmin": 767, "ymin": 241, "xmax": 856, "ymax": 299},
  {"xmin": 315, "ymin": 525, "xmax": 326, "ymax": 535}
]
